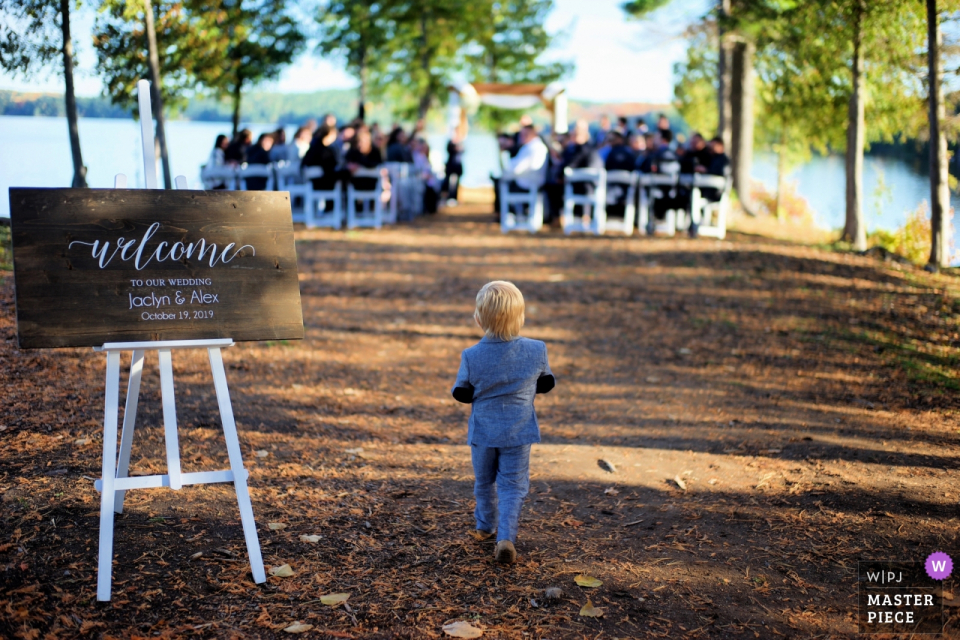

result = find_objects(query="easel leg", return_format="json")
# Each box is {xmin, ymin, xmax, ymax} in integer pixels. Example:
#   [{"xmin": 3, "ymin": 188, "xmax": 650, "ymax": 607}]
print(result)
[
  {"xmin": 157, "ymin": 349, "xmax": 183, "ymax": 490},
  {"xmin": 97, "ymin": 351, "xmax": 122, "ymax": 602},
  {"xmin": 208, "ymin": 347, "xmax": 266, "ymax": 584},
  {"xmin": 115, "ymin": 349, "xmax": 144, "ymax": 513}
]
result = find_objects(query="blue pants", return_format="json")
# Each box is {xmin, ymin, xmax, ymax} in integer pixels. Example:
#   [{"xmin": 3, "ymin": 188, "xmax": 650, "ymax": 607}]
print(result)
[{"xmin": 471, "ymin": 444, "xmax": 531, "ymax": 543}]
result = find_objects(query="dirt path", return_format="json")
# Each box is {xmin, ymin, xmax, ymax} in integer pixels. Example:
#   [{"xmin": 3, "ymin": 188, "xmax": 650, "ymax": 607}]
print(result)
[{"xmin": 1, "ymin": 205, "xmax": 959, "ymax": 639}]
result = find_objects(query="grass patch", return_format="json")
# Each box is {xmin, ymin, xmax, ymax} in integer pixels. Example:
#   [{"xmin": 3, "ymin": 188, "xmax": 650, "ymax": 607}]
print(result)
[{"xmin": 0, "ymin": 224, "xmax": 10, "ymax": 271}]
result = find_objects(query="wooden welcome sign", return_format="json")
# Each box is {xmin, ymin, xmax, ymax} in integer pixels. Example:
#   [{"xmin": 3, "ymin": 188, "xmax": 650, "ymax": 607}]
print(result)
[{"xmin": 9, "ymin": 188, "xmax": 304, "ymax": 348}]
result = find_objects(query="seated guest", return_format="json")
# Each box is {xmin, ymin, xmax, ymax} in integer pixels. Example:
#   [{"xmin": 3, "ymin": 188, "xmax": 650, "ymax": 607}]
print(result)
[
  {"xmin": 687, "ymin": 136, "xmax": 731, "ymax": 239},
  {"xmin": 207, "ymin": 134, "xmax": 230, "ymax": 189},
  {"xmin": 680, "ymin": 133, "xmax": 708, "ymax": 174},
  {"xmin": 656, "ymin": 113, "xmax": 672, "ymax": 141},
  {"xmin": 224, "ymin": 129, "xmax": 252, "ymax": 164},
  {"xmin": 412, "ymin": 137, "xmax": 440, "ymax": 213},
  {"xmin": 386, "ymin": 127, "xmax": 413, "ymax": 162},
  {"xmin": 604, "ymin": 131, "xmax": 636, "ymax": 171},
  {"xmin": 593, "ymin": 114, "xmax": 611, "ymax": 146},
  {"xmin": 268, "ymin": 128, "xmax": 288, "ymax": 163},
  {"xmin": 302, "ymin": 124, "xmax": 342, "ymax": 191},
  {"xmin": 345, "ymin": 124, "xmax": 383, "ymax": 191},
  {"xmin": 208, "ymin": 134, "xmax": 228, "ymax": 167},
  {"xmin": 505, "ymin": 124, "xmax": 548, "ymax": 193},
  {"xmin": 244, "ymin": 133, "xmax": 274, "ymax": 191},
  {"xmin": 562, "ymin": 119, "xmax": 602, "ymax": 170}
]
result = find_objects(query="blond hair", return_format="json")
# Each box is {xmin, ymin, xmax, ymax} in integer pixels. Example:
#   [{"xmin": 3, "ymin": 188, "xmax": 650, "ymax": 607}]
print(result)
[{"xmin": 474, "ymin": 281, "xmax": 525, "ymax": 340}]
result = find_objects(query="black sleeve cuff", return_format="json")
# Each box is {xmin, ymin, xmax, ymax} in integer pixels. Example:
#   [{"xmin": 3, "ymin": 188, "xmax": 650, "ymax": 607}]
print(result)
[
  {"xmin": 452, "ymin": 385, "xmax": 475, "ymax": 404},
  {"xmin": 536, "ymin": 374, "xmax": 555, "ymax": 394}
]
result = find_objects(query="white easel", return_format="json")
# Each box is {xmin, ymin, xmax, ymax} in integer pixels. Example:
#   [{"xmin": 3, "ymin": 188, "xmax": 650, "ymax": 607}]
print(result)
[{"xmin": 93, "ymin": 80, "xmax": 266, "ymax": 601}]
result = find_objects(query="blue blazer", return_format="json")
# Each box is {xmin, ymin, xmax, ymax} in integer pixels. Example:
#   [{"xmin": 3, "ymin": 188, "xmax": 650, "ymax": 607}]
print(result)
[{"xmin": 451, "ymin": 336, "xmax": 555, "ymax": 447}]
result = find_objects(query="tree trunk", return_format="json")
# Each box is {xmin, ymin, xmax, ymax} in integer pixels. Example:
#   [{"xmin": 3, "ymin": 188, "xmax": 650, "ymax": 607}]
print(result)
[
  {"xmin": 60, "ymin": 0, "xmax": 86, "ymax": 188},
  {"xmin": 731, "ymin": 38, "xmax": 756, "ymax": 215},
  {"xmin": 776, "ymin": 126, "xmax": 786, "ymax": 223},
  {"xmin": 716, "ymin": 0, "xmax": 732, "ymax": 149},
  {"xmin": 231, "ymin": 80, "xmax": 242, "ymax": 138},
  {"xmin": 358, "ymin": 63, "xmax": 367, "ymax": 121},
  {"xmin": 143, "ymin": 0, "xmax": 172, "ymax": 189},
  {"xmin": 417, "ymin": 11, "xmax": 432, "ymax": 121},
  {"xmin": 927, "ymin": 0, "xmax": 950, "ymax": 269},
  {"xmin": 844, "ymin": 7, "xmax": 866, "ymax": 251}
]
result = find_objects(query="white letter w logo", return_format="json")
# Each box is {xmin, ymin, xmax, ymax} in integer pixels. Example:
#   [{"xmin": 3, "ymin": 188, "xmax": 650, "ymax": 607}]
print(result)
[{"xmin": 932, "ymin": 560, "xmax": 947, "ymax": 572}]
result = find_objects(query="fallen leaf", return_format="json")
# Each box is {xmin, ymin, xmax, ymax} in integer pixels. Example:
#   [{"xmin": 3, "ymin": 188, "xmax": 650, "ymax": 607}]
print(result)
[
  {"xmin": 678, "ymin": 348, "xmax": 692, "ymax": 355},
  {"xmin": 344, "ymin": 447, "xmax": 363, "ymax": 454},
  {"xmin": 254, "ymin": 450, "xmax": 269, "ymax": 458},
  {"xmin": 268, "ymin": 522, "xmax": 288, "ymax": 530},
  {"xmin": 74, "ymin": 438, "xmax": 89, "ymax": 446},
  {"xmin": 189, "ymin": 552, "xmax": 203, "ymax": 560},
  {"xmin": 544, "ymin": 587, "xmax": 563, "ymax": 599},
  {"xmin": 575, "ymin": 574, "xmax": 602, "ymax": 588},
  {"xmin": 320, "ymin": 592, "xmax": 350, "ymax": 606},
  {"xmin": 299, "ymin": 534, "xmax": 321, "ymax": 543},
  {"xmin": 562, "ymin": 518, "xmax": 584, "ymax": 528},
  {"xmin": 645, "ymin": 376, "xmax": 661, "ymax": 383},
  {"xmin": 598, "ymin": 459, "xmax": 616, "ymax": 473},
  {"xmin": 283, "ymin": 622, "xmax": 313, "ymax": 633},
  {"xmin": 579, "ymin": 600, "xmax": 604, "ymax": 617},
  {"xmin": 269, "ymin": 564, "xmax": 294, "ymax": 578},
  {"xmin": 603, "ymin": 487, "xmax": 619, "ymax": 496},
  {"xmin": 673, "ymin": 475, "xmax": 687, "ymax": 491},
  {"xmin": 442, "ymin": 621, "xmax": 483, "ymax": 638}
]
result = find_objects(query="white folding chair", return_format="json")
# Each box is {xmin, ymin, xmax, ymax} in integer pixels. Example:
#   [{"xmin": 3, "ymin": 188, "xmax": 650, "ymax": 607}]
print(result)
[
  {"xmin": 200, "ymin": 164, "xmax": 238, "ymax": 190},
  {"xmin": 690, "ymin": 174, "xmax": 729, "ymax": 239},
  {"xmin": 561, "ymin": 167, "xmax": 606, "ymax": 235},
  {"xmin": 301, "ymin": 167, "xmax": 343, "ymax": 230},
  {"xmin": 604, "ymin": 170, "xmax": 637, "ymax": 236},
  {"xmin": 499, "ymin": 173, "xmax": 544, "ymax": 234},
  {"xmin": 384, "ymin": 162, "xmax": 407, "ymax": 224},
  {"xmin": 275, "ymin": 160, "xmax": 306, "ymax": 222},
  {"xmin": 639, "ymin": 172, "xmax": 679, "ymax": 236},
  {"xmin": 347, "ymin": 167, "xmax": 385, "ymax": 229},
  {"xmin": 238, "ymin": 163, "xmax": 275, "ymax": 191}
]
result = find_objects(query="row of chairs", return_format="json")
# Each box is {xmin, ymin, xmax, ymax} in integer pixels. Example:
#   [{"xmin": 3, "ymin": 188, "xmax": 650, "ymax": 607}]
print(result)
[
  {"xmin": 200, "ymin": 161, "xmax": 426, "ymax": 230},
  {"xmin": 500, "ymin": 168, "xmax": 730, "ymax": 239}
]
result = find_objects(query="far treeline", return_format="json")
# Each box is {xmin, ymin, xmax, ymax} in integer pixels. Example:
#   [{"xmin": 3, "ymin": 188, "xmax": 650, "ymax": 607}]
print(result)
[
  {"xmin": 626, "ymin": 0, "xmax": 958, "ymax": 269},
  {"xmin": 0, "ymin": 0, "xmax": 568, "ymax": 186}
]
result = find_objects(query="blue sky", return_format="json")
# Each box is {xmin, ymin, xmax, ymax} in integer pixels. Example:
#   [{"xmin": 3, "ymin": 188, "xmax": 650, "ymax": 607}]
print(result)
[{"xmin": 0, "ymin": 0, "xmax": 710, "ymax": 104}]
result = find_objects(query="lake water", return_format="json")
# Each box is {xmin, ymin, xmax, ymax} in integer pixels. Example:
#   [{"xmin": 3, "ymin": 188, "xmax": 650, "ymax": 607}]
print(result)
[{"xmin": 1, "ymin": 115, "xmax": 957, "ymax": 250}]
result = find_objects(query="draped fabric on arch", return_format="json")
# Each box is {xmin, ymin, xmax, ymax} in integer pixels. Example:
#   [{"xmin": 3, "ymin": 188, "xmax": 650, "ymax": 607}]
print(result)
[{"xmin": 447, "ymin": 82, "xmax": 568, "ymax": 135}]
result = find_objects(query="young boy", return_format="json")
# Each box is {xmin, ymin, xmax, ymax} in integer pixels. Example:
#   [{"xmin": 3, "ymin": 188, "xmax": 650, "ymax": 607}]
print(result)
[{"xmin": 451, "ymin": 281, "xmax": 555, "ymax": 564}]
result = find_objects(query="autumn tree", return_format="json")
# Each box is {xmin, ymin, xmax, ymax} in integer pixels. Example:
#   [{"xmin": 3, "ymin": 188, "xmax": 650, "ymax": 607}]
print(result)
[
  {"xmin": 465, "ymin": 0, "xmax": 571, "ymax": 129},
  {"xmin": 0, "ymin": 0, "xmax": 87, "ymax": 187},
  {"xmin": 206, "ymin": 0, "xmax": 306, "ymax": 136},
  {"xmin": 316, "ymin": 0, "xmax": 392, "ymax": 121}
]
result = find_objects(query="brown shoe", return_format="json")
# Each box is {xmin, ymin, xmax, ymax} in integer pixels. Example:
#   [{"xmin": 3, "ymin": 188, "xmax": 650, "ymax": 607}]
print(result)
[
  {"xmin": 495, "ymin": 540, "xmax": 516, "ymax": 564},
  {"xmin": 472, "ymin": 529, "xmax": 495, "ymax": 542}
]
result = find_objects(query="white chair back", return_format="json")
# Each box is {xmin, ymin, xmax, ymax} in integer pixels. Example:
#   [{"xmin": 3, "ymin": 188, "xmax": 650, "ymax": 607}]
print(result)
[
  {"xmin": 238, "ymin": 163, "xmax": 275, "ymax": 191},
  {"xmin": 603, "ymin": 170, "xmax": 637, "ymax": 236},
  {"xmin": 561, "ymin": 167, "xmax": 606, "ymax": 235},
  {"xmin": 690, "ymin": 173, "xmax": 729, "ymax": 239},
  {"xmin": 499, "ymin": 172, "xmax": 543, "ymax": 234},
  {"xmin": 347, "ymin": 167, "xmax": 385, "ymax": 229},
  {"xmin": 200, "ymin": 165, "xmax": 238, "ymax": 190}
]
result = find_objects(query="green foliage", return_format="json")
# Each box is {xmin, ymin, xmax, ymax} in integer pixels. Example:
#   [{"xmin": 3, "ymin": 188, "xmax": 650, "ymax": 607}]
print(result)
[
  {"xmin": 672, "ymin": 25, "xmax": 718, "ymax": 138},
  {"xmin": 0, "ymin": 223, "xmax": 10, "ymax": 272},
  {"xmin": 0, "ymin": 0, "xmax": 63, "ymax": 76},
  {"xmin": 94, "ymin": 0, "xmax": 305, "ymax": 119},
  {"xmin": 316, "ymin": 0, "xmax": 571, "ymax": 122},
  {"xmin": 93, "ymin": 0, "xmax": 227, "ymax": 114},
  {"xmin": 467, "ymin": 0, "xmax": 572, "ymax": 130},
  {"xmin": 620, "ymin": 0, "xmax": 671, "ymax": 18},
  {"xmin": 868, "ymin": 202, "xmax": 955, "ymax": 266}
]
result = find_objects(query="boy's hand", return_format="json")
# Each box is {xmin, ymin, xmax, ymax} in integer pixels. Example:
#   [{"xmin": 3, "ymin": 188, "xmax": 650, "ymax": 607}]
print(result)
[
  {"xmin": 452, "ymin": 384, "xmax": 475, "ymax": 404},
  {"xmin": 536, "ymin": 374, "xmax": 555, "ymax": 394}
]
